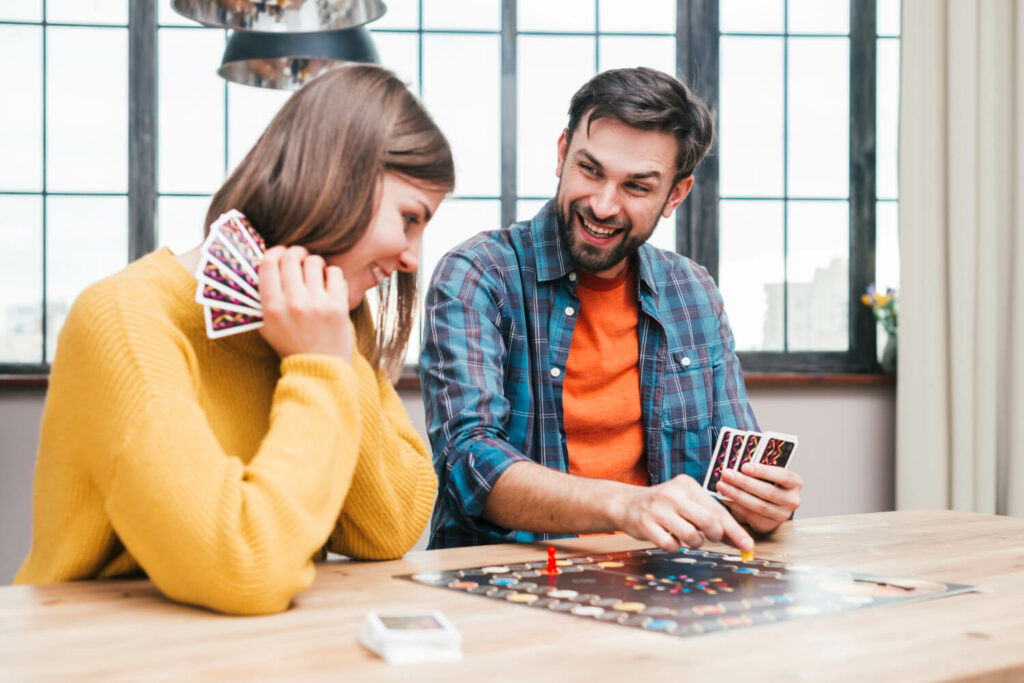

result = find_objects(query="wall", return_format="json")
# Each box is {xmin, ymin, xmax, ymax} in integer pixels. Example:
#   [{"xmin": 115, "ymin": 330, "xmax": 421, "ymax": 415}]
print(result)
[{"xmin": 0, "ymin": 382, "xmax": 895, "ymax": 584}]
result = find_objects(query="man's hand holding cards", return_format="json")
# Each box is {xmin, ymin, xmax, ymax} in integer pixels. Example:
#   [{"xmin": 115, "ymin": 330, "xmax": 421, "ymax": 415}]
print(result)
[{"xmin": 702, "ymin": 429, "xmax": 803, "ymax": 534}]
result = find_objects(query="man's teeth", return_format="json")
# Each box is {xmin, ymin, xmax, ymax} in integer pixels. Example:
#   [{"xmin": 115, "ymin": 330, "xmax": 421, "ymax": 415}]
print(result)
[
  {"xmin": 581, "ymin": 217, "xmax": 619, "ymax": 237},
  {"xmin": 371, "ymin": 265, "xmax": 387, "ymax": 284}
]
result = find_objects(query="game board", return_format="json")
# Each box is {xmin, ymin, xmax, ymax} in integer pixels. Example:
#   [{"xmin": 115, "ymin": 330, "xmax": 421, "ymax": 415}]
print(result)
[{"xmin": 401, "ymin": 547, "xmax": 975, "ymax": 639}]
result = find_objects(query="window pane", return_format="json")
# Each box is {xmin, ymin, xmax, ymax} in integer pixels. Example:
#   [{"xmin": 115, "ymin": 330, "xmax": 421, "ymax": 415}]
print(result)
[
  {"xmin": 0, "ymin": 26, "xmax": 42, "ymax": 192},
  {"xmin": 158, "ymin": 195, "xmax": 211, "ymax": 255},
  {"xmin": 599, "ymin": 0, "xmax": 674, "ymax": 33},
  {"xmin": 647, "ymin": 214, "xmax": 675, "ymax": 254},
  {"xmin": 518, "ymin": 35, "xmax": 596, "ymax": 197},
  {"xmin": 0, "ymin": 196, "xmax": 43, "ymax": 363},
  {"xmin": 786, "ymin": 200, "xmax": 848, "ymax": 351},
  {"xmin": 876, "ymin": 200, "xmax": 899, "ymax": 291},
  {"xmin": 373, "ymin": 31, "xmax": 420, "ymax": 93},
  {"xmin": 787, "ymin": 0, "xmax": 849, "ymax": 35},
  {"xmin": 423, "ymin": 34, "xmax": 500, "ymax": 196},
  {"xmin": 876, "ymin": 199, "xmax": 899, "ymax": 358},
  {"xmin": 47, "ymin": 26, "xmax": 128, "ymax": 193},
  {"xmin": 517, "ymin": 199, "xmax": 549, "ymax": 222},
  {"xmin": 372, "ymin": 0, "xmax": 419, "ymax": 29},
  {"xmin": 158, "ymin": 1, "xmax": 194, "ymax": 27},
  {"xmin": 719, "ymin": 200, "xmax": 784, "ymax": 351},
  {"xmin": 227, "ymin": 83, "xmax": 290, "ymax": 173},
  {"xmin": 47, "ymin": 0, "xmax": 127, "ymax": 25},
  {"xmin": 877, "ymin": 38, "xmax": 900, "ymax": 200},
  {"xmin": 420, "ymin": 199, "xmax": 501, "ymax": 292},
  {"xmin": 518, "ymin": 0, "xmax": 595, "ymax": 33},
  {"xmin": 719, "ymin": 37, "xmax": 784, "ymax": 197},
  {"xmin": 720, "ymin": 0, "xmax": 783, "ymax": 34},
  {"xmin": 413, "ymin": 198, "xmax": 501, "ymax": 366},
  {"xmin": 0, "ymin": 0, "xmax": 40, "ymax": 22},
  {"xmin": 46, "ymin": 196, "xmax": 128, "ymax": 362},
  {"xmin": 422, "ymin": 0, "xmax": 499, "ymax": 31},
  {"xmin": 787, "ymin": 37, "xmax": 849, "ymax": 198},
  {"xmin": 877, "ymin": 0, "xmax": 901, "ymax": 37},
  {"xmin": 598, "ymin": 36, "xmax": 674, "ymax": 74},
  {"xmin": 159, "ymin": 28, "xmax": 226, "ymax": 194}
]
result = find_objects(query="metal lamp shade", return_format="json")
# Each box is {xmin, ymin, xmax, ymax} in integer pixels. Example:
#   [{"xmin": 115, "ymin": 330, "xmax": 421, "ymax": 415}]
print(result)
[
  {"xmin": 217, "ymin": 27, "xmax": 380, "ymax": 90},
  {"xmin": 171, "ymin": 0, "xmax": 387, "ymax": 33}
]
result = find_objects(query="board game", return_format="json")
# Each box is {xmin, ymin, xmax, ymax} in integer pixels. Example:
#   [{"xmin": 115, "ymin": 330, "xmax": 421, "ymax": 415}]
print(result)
[{"xmin": 402, "ymin": 547, "xmax": 974, "ymax": 639}]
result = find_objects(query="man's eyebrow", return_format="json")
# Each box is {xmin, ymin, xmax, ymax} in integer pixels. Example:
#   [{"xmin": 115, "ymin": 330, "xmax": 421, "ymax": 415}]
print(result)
[{"xmin": 575, "ymin": 149, "xmax": 662, "ymax": 181}]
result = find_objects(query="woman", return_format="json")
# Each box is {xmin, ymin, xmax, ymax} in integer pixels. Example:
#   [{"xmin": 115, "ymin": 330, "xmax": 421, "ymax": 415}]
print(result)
[{"xmin": 15, "ymin": 64, "xmax": 454, "ymax": 615}]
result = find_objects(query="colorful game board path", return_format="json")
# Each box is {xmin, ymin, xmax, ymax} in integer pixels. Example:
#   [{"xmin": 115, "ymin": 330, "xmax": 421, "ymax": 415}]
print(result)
[{"xmin": 3, "ymin": 511, "xmax": 1024, "ymax": 681}]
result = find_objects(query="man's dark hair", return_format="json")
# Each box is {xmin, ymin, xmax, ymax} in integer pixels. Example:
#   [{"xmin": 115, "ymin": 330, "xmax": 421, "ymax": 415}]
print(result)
[{"xmin": 565, "ymin": 67, "xmax": 714, "ymax": 184}]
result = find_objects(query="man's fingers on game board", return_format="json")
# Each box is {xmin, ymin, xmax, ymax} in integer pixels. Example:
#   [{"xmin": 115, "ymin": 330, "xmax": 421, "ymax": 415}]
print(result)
[
  {"xmin": 676, "ymin": 499, "xmax": 724, "ymax": 543},
  {"xmin": 714, "ymin": 503, "xmax": 754, "ymax": 552},
  {"xmin": 637, "ymin": 517, "xmax": 687, "ymax": 553}
]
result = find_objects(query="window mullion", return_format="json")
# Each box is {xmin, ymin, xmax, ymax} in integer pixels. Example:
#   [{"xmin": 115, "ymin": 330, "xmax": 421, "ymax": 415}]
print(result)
[
  {"xmin": 128, "ymin": 0, "xmax": 157, "ymax": 261},
  {"xmin": 676, "ymin": 0, "xmax": 719, "ymax": 282},
  {"xmin": 849, "ymin": 0, "xmax": 878, "ymax": 369},
  {"xmin": 500, "ymin": 0, "xmax": 517, "ymax": 229}
]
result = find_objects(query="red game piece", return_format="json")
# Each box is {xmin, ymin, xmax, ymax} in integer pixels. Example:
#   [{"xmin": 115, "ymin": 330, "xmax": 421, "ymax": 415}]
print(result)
[{"xmin": 546, "ymin": 545, "xmax": 557, "ymax": 574}]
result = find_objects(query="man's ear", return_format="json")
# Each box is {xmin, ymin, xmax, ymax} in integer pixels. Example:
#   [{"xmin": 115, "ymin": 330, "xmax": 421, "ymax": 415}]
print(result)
[
  {"xmin": 662, "ymin": 176, "xmax": 694, "ymax": 218},
  {"xmin": 556, "ymin": 129, "xmax": 569, "ymax": 178}
]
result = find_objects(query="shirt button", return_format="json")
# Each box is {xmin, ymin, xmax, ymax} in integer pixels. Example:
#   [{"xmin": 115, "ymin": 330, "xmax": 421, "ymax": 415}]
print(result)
[
  {"xmin": 565, "ymin": 306, "xmax": 575, "ymax": 316},
  {"xmin": 569, "ymin": 272, "xmax": 577, "ymax": 281},
  {"xmin": 550, "ymin": 367, "xmax": 561, "ymax": 378},
  {"xmin": 680, "ymin": 356, "xmax": 691, "ymax": 367}
]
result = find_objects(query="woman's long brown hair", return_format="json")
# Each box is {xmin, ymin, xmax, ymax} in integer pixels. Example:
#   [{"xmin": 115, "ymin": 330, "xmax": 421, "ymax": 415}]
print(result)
[{"xmin": 204, "ymin": 63, "xmax": 455, "ymax": 370}]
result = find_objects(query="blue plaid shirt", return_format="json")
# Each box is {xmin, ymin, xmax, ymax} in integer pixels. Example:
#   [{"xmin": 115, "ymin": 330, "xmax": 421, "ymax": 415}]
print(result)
[{"xmin": 419, "ymin": 201, "xmax": 758, "ymax": 549}]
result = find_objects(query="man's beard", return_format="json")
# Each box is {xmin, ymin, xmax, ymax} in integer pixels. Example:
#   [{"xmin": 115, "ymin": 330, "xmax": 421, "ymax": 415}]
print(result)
[{"xmin": 555, "ymin": 183, "xmax": 662, "ymax": 274}]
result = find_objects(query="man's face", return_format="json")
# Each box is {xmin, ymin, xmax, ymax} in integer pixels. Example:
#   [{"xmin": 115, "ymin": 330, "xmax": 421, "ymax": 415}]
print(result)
[{"xmin": 554, "ymin": 115, "xmax": 693, "ymax": 277}]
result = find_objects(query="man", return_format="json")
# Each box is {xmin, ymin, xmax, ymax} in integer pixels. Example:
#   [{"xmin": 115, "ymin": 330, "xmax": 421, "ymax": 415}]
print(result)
[{"xmin": 420, "ymin": 67, "xmax": 802, "ymax": 551}]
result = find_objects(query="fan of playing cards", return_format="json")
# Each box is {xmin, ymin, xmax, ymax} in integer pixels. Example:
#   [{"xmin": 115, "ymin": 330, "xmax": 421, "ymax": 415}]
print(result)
[
  {"xmin": 194, "ymin": 210, "xmax": 268, "ymax": 339},
  {"xmin": 702, "ymin": 429, "xmax": 799, "ymax": 500}
]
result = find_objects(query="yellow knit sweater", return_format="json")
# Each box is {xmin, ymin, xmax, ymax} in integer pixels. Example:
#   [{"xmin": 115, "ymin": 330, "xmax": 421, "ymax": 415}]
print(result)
[{"xmin": 14, "ymin": 248, "xmax": 437, "ymax": 615}]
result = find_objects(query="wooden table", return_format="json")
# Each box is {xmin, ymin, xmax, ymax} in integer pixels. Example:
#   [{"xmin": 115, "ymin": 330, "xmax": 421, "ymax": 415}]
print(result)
[{"xmin": 3, "ymin": 510, "xmax": 1024, "ymax": 681}]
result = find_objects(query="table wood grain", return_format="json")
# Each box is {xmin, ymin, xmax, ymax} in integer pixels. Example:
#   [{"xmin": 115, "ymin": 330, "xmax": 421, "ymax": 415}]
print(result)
[{"xmin": 3, "ymin": 510, "xmax": 1023, "ymax": 682}]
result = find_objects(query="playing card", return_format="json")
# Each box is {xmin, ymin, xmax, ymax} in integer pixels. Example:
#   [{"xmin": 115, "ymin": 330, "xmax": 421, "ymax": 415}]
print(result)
[
  {"xmin": 196, "ymin": 277, "xmax": 262, "ymax": 314},
  {"xmin": 213, "ymin": 210, "xmax": 265, "ymax": 271},
  {"xmin": 723, "ymin": 430, "xmax": 749, "ymax": 471},
  {"xmin": 197, "ymin": 253, "xmax": 261, "ymax": 304},
  {"xmin": 754, "ymin": 432, "xmax": 799, "ymax": 469},
  {"xmin": 702, "ymin": 427, "xmax": 737, "ymax": 494},
  {"xmin": 203, "ymin": 234, "xmax": 261, "ymax": 291},
  {"xmin": 203, "ymin": 305, "xmax": 263, "ymax": 339},
  {"xmin": 735, "ymin": 431, "xmax": 762, "ymax": 471}
]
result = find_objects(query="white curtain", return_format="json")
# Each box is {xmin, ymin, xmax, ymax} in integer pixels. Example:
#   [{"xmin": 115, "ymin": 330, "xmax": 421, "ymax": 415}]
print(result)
[{"xmin": 897, "ymin": 0, "xmax": 1024, "ymax": 514}]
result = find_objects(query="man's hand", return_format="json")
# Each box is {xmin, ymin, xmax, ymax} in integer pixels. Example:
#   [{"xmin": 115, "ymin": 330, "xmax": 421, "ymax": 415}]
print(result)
[
  {"xmin": 716, "ymin": 462, "xmax": 803, "ymax": 534},
  {"xmin": 610, "ymin": 475, "xmax": 754, "ymax": 553}
]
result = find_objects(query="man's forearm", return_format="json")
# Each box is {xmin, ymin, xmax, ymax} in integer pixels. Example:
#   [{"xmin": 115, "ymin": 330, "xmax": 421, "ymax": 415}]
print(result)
[{"xmin": 481, "ymin": 461, "xmax": 633, "ymax": 534}]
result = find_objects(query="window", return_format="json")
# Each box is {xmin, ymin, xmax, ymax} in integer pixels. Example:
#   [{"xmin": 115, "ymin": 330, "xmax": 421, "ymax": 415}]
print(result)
[{"xmin": 0, "ymin": 0, "xmax": 899, "ymax": 376}]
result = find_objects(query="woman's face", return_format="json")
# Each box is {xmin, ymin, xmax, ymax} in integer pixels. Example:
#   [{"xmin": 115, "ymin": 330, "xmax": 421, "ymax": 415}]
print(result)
[{"xmin": 327, "ymin": 172, "xmax": 446, "ymax": 308}]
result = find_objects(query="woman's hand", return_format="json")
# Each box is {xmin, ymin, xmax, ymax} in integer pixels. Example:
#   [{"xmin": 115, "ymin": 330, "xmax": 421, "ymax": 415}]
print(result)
[{"xmin": 258, "ymin": 245, "xmax": 353, "ymax": 362}]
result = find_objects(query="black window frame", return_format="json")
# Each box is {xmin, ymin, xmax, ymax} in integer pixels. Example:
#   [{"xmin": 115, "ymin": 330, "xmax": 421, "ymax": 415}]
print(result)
[{"xmin": 0, "ymin": 0, "xmax": 885, "ymax": 376}]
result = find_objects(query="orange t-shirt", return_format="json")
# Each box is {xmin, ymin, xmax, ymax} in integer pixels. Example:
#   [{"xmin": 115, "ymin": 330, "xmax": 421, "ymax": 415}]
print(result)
[{"xmin": 563, "ymin": 259, "xmax": 649, "ymax": 487}]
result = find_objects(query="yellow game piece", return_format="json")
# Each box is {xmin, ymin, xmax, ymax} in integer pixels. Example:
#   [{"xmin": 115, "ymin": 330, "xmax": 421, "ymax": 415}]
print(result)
[{"xmin": 741, "ymin": 549, "xmax": 754, "ymax": 562}]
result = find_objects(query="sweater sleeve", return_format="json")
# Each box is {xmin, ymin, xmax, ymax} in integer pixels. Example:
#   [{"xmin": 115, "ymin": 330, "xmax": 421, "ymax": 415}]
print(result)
[
  {"xmin": 326, "ymin": 353, "xmax": 437, "ymax": 559},
  {"xmin": 66, "ymin": 289, "xmax": 364, "ymax": 615}
]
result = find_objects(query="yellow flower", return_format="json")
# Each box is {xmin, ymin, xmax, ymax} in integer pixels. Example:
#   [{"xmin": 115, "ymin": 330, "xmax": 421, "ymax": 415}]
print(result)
[
  {"xmin": 861, "ymin": 293, "xmax": 874, "ymax": 307},
  {"xmin": 875, "ymin": 292, "xmax": 893, "ymax": 307}
]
